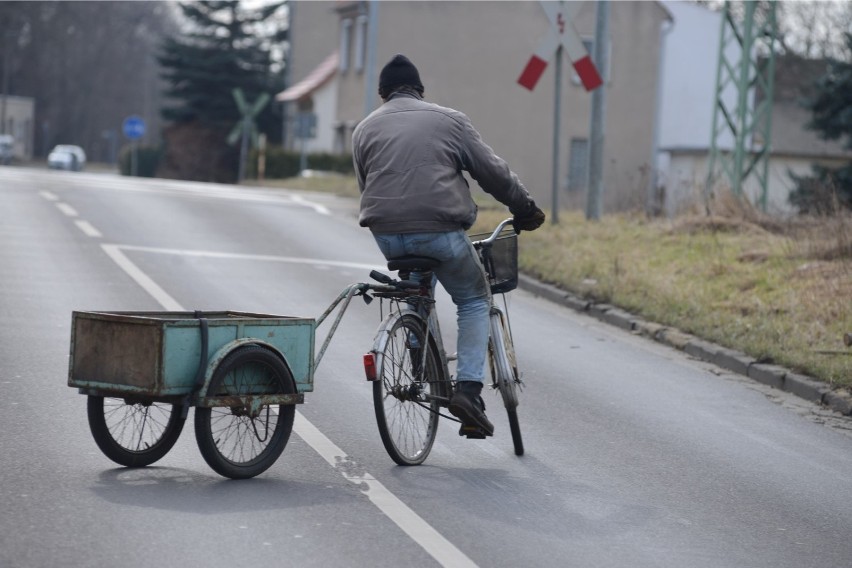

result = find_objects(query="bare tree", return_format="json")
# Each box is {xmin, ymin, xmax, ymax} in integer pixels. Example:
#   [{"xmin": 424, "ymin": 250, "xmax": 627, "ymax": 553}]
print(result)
[
  {"xmin": 689, "ymin": 0, "xmax": 852, "ymax": 60},
  {"xmin": 778, "ymin": 0, "xmax": 852, "ymax": 59},
  {"xmin": 0, "ymin": 1, "xmax": 177, "ymax": 161}
]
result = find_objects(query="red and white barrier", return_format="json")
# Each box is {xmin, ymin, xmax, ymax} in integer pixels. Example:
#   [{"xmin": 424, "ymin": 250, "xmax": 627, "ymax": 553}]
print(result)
[{"xmin": 518, "ymin": 1, "xmax": 603, "ymax": 92}]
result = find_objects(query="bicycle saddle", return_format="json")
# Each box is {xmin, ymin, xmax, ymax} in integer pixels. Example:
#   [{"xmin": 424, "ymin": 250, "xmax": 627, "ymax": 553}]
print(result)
[{"xmin": 387, "ymin": 255, "xmax": 440, "ymax": 272}]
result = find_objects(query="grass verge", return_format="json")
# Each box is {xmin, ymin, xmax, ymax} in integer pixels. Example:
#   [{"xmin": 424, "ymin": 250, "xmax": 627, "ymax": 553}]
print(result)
[{"xmin": 475, "ymin": 205, "xmax": 851, "ymax": 389}]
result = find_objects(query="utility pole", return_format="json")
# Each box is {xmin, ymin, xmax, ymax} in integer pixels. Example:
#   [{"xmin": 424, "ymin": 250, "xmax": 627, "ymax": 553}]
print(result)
[
  {"xmin": 585, "ymin": 0, "xmax": 609, "ymax": 221},
  {"xmin": 1, "ymin": 28, "xmax": 11, "ymax": 136},
  {"xmin": 281, "ymin": 1, "xmax": 293, "ymax": 149},
  {"xmin": 705, "ymin": 0, "xmax": 777, "ymax": 212},
  {"xmin": 363, "ymin": 0, "xmax": 379, "ymax": 117},
  {"xmin": 550, "ymin": 44, "xmax": 563, "ymax": 225}
]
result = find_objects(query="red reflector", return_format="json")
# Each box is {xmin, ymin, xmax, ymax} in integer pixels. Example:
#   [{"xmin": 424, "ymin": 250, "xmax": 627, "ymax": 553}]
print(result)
[{"xmin": 363, "ymin": 353, "xmax": 377, "ymax": 381}]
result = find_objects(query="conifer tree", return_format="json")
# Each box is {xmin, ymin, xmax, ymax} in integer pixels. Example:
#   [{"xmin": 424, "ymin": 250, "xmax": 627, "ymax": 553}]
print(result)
[
  {"xmin": 156, "ymin": 0, "xmax": 287, "ymax": 181},
  {"xmin": 790, "ymin": 33, "xmax": 852, "ymax": 213}
]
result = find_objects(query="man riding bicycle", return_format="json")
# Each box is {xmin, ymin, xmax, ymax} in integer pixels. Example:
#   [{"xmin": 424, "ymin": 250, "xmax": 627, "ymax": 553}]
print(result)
[{"xmin": 352, "ymin": 54, "xmax": 545, "ymax": 438}]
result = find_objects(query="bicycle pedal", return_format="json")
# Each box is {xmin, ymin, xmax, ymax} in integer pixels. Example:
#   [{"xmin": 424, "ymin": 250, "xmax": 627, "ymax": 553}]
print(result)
[{"xmin": 459, "ymin": 425, "xmax": 488, "ymax": 439}]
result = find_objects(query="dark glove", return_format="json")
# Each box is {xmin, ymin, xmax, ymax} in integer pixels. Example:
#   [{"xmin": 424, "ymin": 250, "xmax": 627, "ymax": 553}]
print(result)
[{"xmin": 512, "ymin": 200, "xmax": 546, "ymax": 233}]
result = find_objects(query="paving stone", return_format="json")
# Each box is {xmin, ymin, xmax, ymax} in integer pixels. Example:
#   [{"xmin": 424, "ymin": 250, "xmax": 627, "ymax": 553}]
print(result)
[
  {"xmin": 711, "ymin": 347, "xmax": 753, "ymax": 376},
  {"xmin": 588, "ymin": 303, "xmax": 613, "ymax": 321},
  {"xmin": 784, "ymin": 372, "xmax": 830, "ymax": 404},
  {"xmin": 747, "ymin": 364, "xmax": 787, "ymax": 390},
  {"xmin": 659, "ymin": 329, "xmax": 692, "ymax": 350},
  {"xmin": 517, "ymin": 275, "xmax": 565, "ymax": 303},
  {"xmin": 824, "ymin": 390, "xmax": 852, "ymax": 416},
  {"xmin": 518, "ymin": 276, "xmax": 590, "ymax": 313},
  {"xmin": 683, "ymin": 339, "xmax": 719, "ymax": 362},
  {"xmin": 563, "ymin": 296, "xmax": 590, "ymax": 313},
  {"xmin": 636, "ymin": 321, "xmax": 667, "ymax": 340},
  {"xmin": 602, "ymin": 308, "xmax": 636, "ymax": 331}
]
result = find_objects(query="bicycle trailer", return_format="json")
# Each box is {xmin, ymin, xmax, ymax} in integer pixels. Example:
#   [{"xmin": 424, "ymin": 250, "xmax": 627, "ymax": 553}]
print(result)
[{"xmin": 69, "ymin": 310, "xmax": 315, "ymax": 404}]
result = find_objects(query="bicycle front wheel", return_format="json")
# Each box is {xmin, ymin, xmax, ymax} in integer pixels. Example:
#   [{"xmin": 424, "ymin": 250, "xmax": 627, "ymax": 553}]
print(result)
[
  {"xmin": 373, "ymin": 314, "xmax": 444, "ymax": 466},
  {"xmin": 489, "ymin": 309, "xmax": 524, "ymax": 456}
]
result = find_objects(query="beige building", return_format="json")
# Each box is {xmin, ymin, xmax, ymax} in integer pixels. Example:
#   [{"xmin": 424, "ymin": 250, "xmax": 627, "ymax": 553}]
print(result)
[{"xmin": 284, "ymin": 1, "xmax": 672, "ymax": 213}]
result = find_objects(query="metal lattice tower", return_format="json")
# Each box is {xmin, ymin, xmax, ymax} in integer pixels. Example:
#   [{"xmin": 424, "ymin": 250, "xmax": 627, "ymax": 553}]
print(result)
[{"xmin": 705, "ymin": 0, "xmax": 778, "ymax": 212}]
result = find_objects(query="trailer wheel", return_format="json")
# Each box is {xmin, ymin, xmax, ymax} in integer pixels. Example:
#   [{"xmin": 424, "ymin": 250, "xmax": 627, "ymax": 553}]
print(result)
[
  {"xmin": 87, "ymin": 396, "xmax": 185, "ymax": 467},
  {"xmin": 194, "ymin": 345, "xmax": 296, "ymax": 479}
]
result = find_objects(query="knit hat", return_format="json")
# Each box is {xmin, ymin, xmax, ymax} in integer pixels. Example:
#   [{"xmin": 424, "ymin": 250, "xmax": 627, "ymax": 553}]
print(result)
[{"xmin": 378, "ymin": 54, "xmax": 424, "ymax": 97}]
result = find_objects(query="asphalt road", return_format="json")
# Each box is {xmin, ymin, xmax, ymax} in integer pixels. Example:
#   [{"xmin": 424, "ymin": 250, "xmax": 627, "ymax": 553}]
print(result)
[{"xmin": 2, "ymin": 166, "xmax": 851, "ymax": 568}]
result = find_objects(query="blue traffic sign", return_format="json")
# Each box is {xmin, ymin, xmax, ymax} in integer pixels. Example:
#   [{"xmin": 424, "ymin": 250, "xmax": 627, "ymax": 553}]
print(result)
[{"xmin": 122, "ymin": 115, "xmax": 146, "ymax": 140}]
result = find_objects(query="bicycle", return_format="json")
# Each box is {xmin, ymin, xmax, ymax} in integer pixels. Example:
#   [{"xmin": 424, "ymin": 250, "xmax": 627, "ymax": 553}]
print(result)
[{"xmin": 360, "ymin": 218, "xmax": 524, "ymax": 465}]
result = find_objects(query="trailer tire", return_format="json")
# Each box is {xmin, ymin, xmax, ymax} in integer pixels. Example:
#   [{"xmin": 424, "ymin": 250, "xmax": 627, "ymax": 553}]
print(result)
[
  {"xmin": 194, "ymin": 345, "xmax": 296, "ymax": 479},
  {"xmin": 87, "ymin": 396, "xmax": 185, "ymax": 467}
]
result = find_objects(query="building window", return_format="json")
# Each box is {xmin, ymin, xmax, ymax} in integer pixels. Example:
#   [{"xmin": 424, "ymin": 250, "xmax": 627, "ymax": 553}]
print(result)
[
  {"xmin": 567, "ymin": 138, "xmax": 588, "ymax": 191},
  {"xmin": 334, "ymin": 122, "xmax": 347, "ymax": 154},
  {"xmin": 339, "ymin": 18, "xmax": 352, "ymax": 72},
  {"xmin": 353, "ymin": 15, "xmax": 368, "ymax": 72},
  {"xmin": 334, "ymin": 121, "xmax": 357, "ymax": 154}
]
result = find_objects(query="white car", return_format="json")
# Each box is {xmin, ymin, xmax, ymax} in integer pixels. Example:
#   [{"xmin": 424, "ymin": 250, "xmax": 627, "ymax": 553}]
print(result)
[
  {"xmin": 0, "ymin": 134, "xmax": 13, "ymax": 165},
  {"xmin": 48, "ymin": 145, "xmax": 86, "ymax": 171}
]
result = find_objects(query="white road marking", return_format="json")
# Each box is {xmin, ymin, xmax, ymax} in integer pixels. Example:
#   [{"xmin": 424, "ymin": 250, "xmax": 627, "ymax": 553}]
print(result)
[
  {"xmin": 99, "ymin": 243, "xmax": 474, "ymax": 567},
  {"xmin": 6, "ymin": 168, "xmax": 333, "ymax": 215},
  {"xmin": 115, "ymin": 244, "xmax": 381, "ymax": 272},
  {"xmin": 100, "ymin": 245, "xmax": 183, "ymax": 311},
  {"xmin": 56, "ymin": 203, "xmax": 78, "ymax": 217},
  {"xmin": 294, "ymin": 413, "xmax": 477, "ymax": 568},
  {"xmin": 74, "ymin": 220, "xmax": 102, "ymax": 238},
  {"xmin": 50, "ymin": 174, "xmax": 332, "ymax": 214},
  {"xmin": 291, "ymin": 194, "xmax": 331, "ymax": 215}
]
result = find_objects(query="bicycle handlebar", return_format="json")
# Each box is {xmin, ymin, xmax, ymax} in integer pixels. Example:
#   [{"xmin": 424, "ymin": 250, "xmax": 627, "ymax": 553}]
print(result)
[{"xmin": 472, "ymin": 217, "xmax": 514, "ymax": 247}]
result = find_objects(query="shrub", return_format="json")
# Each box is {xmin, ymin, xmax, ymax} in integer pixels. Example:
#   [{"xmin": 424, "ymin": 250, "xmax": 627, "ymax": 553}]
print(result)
[
  {"xmin": 119, "ymin": 144, "xmax": 163, "ymax": 178},
  {"xmin": 247, "ymin": 147, "xmax": 354, "ymax": 179},
  {"xmin": 789, "ymin": 165, "xmax": 852, "ymax": 215}
]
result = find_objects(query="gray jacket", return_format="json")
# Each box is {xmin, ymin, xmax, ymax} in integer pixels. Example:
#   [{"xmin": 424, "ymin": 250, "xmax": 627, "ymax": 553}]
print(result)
[{"xmin": 352, "ymin": 92, "xmax": 533, "ymax": 234}]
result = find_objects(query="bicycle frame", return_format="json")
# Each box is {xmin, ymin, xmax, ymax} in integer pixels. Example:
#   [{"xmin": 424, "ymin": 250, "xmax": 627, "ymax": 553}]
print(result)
[
  {"xmin": 316, "ymin": 216, "xmax": 517, "ymax": 382},
  {"xmin": 312, "ymin": 278, "xmax": 454, "ymax": 399}
]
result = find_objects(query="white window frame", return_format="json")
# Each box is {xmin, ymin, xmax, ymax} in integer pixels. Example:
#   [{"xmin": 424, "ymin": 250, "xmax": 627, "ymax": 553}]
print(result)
[
  {"xmin": 567, "ymin": 138, "xmax": 589, "ymax": 191},
  {"xmin": 353, "ymin": 15, "xmax": 368, "ymax": 73},
  {"xmin": 339, "ymin": 18, "xmax": 352, "ymax": 72}
]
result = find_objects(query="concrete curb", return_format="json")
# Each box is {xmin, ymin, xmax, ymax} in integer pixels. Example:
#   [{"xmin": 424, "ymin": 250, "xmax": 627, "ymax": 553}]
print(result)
[{"xmin": 517, "ymin": 273, "xmax": 852, "ymax": 416}]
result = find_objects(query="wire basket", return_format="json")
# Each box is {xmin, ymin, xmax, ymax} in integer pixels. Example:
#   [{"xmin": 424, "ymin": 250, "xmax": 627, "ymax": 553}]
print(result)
[{"xmin": 471, "ymin": 228, "xmax": 518, "ymax": 294}]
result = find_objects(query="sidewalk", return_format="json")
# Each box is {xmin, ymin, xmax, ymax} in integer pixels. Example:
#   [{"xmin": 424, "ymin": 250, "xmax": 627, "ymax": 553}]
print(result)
[{"xmin": 518, "ymin": 273, "xmax": 852, "ymax": 417}]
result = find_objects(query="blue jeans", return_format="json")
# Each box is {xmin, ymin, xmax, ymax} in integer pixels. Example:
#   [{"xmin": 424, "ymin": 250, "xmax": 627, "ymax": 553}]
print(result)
[{"xmin": 373, "ymin": 230, "xmax": 491, "ymax": 383}]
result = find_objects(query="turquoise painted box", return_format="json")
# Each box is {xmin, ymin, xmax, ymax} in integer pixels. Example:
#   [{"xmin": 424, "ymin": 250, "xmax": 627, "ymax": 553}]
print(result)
[{"xmin": 68, "ymin": 311, "xmax": 316, "ymax": 397}]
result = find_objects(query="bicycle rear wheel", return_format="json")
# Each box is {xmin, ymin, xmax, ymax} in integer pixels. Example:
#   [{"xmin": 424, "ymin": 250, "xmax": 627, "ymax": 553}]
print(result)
[
  {"xmin": 373, "ymin": 313, "xmax": 444, "ymax": 465},
  {"xmin": 489, "ymin": 309, "xmax": 524, "ymax": 456}
]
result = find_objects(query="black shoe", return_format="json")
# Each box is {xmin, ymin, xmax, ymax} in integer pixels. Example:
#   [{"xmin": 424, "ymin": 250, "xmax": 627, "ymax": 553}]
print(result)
[
  {"xmin": 449, "ymin": 381, "xmax": 494, "ymax": 437},
  {"xmin": 458, "ymin": 424, "xmax": 488, "ymax": 439}
]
